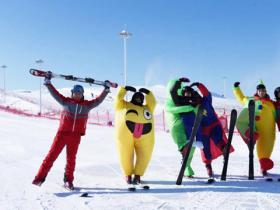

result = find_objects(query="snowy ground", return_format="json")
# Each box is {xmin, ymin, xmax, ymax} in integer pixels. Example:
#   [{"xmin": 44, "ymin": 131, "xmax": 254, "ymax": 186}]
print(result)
[{"xmin": 1, "ymin": 110, "xmax": 280, "ymax": 210}]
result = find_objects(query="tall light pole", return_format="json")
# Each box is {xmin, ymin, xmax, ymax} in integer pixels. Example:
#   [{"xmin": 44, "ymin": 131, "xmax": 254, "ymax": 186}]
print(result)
[
  {"xmin": 119, "ymin": 27, "xmax": 132, "ymax": 86},
  {"xmin": 1, "ymin": 65, "xmax": 7, "ymax": 103},
  {"xmin": 222, "ymin": 76, "xmax": 227, "ymax": 98},
  {"xmin": 35, "ymin": 59, "xmax": 44, "ymax": 115}
]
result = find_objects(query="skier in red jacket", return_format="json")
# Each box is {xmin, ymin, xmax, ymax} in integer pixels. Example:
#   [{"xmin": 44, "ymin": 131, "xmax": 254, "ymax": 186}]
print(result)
[{"xmin": 32, "ymin": 72, "xmax": 110, "ymax": 190}]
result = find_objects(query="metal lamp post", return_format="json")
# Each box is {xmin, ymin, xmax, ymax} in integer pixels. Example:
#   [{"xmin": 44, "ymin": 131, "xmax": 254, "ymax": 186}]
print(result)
[
  {"xmin": 119, "ymin": 28, "xmax": 132, "ymax": 86},
  {"xmin": 1, "ymin": 65, "xmax": 7, "ymax": 103},
  {"xmin": 35, "ymin": 59, "xmax": 44, "ymax": 115}
]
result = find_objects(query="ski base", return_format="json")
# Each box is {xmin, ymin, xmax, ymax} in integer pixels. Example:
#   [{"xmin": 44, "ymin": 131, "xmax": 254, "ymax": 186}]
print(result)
[
  {"xmin": 136, "ymin": 184, "xmax": 150, "ymax": 190},
  {"xmin": 80, "ymin": 192, "xmax": 93, "ymax": 197},
  {"xmin": 262, "ymin": 175, "xmax": 279, "ymax": 182},
  {"xmin": 127, "ymin": 184, "xmax": 136, "ymax": 192},
  {"xmin": 127, "ymin": 183, "xmax": 150, "ymax": 191},
  {"xmin": 265, "ymin": 177, "xmax": 273, "ymax": 182},
  {"xmin": 258, "ymin": 175, "xmax": 277, "ymax": 182}
]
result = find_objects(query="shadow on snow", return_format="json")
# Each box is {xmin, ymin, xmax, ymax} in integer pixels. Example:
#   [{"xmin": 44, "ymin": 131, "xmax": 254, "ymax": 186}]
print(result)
[{"xmin": 54, "ymin": 175, "xmax": 280, "ymax": 197}]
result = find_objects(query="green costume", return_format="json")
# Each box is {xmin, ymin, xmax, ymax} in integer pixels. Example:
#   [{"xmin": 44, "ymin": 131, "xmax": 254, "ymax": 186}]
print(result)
[
  {"xmin": 165, "ymin": 79, "xmax": 197, "ymax": 176},
  {"xmin": 236, "ymin": 97, "xmax": 258, "ymax": 139}
]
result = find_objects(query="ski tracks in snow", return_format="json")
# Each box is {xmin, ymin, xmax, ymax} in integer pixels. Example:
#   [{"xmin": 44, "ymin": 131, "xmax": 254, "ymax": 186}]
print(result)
[{"xmin": 221, "ymin": 193, "xmax": 280, "ymax": 210}]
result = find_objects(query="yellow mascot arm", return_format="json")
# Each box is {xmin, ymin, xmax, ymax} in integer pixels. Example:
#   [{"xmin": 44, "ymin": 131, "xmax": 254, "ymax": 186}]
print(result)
[
  {"xmin": 145, "ymin": 91, "xmax": 157, "ymax": 112},
  {"xmin": 114, "ymin": 86, "xmax": 127, "ymax": 110},
  {"xmin": 233, "ymin": 86, "xmax": 248, "ymax": 106}
]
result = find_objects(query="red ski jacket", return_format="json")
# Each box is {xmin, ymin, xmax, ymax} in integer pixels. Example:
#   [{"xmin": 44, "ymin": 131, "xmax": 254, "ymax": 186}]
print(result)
[{"xmin": 46, "ymin": 83, "xmax": 108, "ymax": 135}]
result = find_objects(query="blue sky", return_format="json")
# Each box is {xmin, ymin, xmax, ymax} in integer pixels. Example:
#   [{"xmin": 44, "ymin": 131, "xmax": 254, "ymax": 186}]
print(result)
[{"xmin": 0, "ymin": 0, "xmax": 280, "ymax": 98}]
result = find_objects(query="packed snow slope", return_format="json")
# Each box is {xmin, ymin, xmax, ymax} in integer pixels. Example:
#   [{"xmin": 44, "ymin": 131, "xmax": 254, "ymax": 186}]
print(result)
[{"xmin": 0, "ymin": 86, "xmax": 280, "ymax": 210}]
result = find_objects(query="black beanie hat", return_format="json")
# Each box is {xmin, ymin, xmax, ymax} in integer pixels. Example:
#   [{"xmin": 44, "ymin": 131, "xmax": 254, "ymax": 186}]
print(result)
[
  {"xmin": 182, "ymin": 86, "xmax": 194, "ymax": 95},
  {"xmin": 256, "ymin": 84, "xmax": 266, "ymax": 90},
  {"xmin": 274, "ymin": 87, "xmax": 280, "ymax": 99}
]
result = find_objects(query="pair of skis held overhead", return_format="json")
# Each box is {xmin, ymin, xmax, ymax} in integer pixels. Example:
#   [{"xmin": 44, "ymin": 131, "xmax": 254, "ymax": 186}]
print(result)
[
  {"xmin": 176, "ymin": 101, "xmax": 257, "ymax": 185},
  {"xmin": 29, "ymin": 69, "xmax": 118, "ymax": 88}
]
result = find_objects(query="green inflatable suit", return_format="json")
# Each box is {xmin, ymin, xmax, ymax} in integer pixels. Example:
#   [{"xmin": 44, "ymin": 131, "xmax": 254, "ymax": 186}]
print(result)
[{"xmin": 165, "ymin": 79, "xmax": 196, "ymax": 177}]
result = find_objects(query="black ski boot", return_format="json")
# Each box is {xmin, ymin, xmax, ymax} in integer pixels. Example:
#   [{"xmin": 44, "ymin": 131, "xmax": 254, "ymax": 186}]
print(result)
[
  {"xmin": 133, "ymin": 175, "xmax": 150, "ymax": 190},
  {"xmin": 133, "ymin": 175, "xmax": 141, "ymax": 185},
  {"xmin": 125, "ymin": 175, "xmax": 132, "ymax": 184},
  {"xmin": 206, "ymin": 164, "xmax": 215, "ymax": 183},
  {"xmin": 262, "ymin": 170, "xmax": 273, "ymax": 182},
  {"xmin": 125, "ymin": 176, "xmax": 136, "ymax": 191},
  {"xmin": 64, "ymin": 174, "xmax": 74, "ymax": 190},
  {"xmin": 262, "ymin": 170, "xmax": 268, "ymax": 176}
]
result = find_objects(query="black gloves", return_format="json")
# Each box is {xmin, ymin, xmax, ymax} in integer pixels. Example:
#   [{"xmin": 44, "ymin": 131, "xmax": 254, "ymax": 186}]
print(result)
[
  {"xmin": 139, "ymin": 88, "xmax": 150, "ymax": 94},
  {"xmin": 44, "ymin": 71, "xmax": 52, "ymax": 85},
  {"xmin": 125, "ymin": 86, "xmax": 136, "ymax": 92},
  {"xmin": 45, "ymin": 71, "xmax": 52, "ymax": 80},
  {"xmin": 125, "ymin": 86, "xmax": 150, "ymax": 94},
  {"xmin": 190, "ymin": 82, "xmax": 200, "ymax": 87},
  {"xmin": 179, "ymin": 77, "xmax": 190, "ymax": 83},
  {"xmin": 234, "ymin": 82, "xmax": 240, "ymax": 88},
  {"xmin": 104, "ymin": 80, "xmax": 110, "ymax": 92},
  {"xmin": 85, "ymin": 78, "xmax": 95, "ymax": 83}
]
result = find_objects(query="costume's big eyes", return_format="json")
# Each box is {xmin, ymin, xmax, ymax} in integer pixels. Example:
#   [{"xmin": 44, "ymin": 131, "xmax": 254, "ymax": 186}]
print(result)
[{"xmin": 143, "ymin": 109, "xmax": 152, "ymax": 120}]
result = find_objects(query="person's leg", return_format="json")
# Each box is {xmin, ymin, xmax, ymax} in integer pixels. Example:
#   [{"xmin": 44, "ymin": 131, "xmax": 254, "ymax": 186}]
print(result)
[
  {"xmin": 205, "ymin": 162, "xmax": 213, "ymax": 177},
  {"xmin": 65, "ymin": 134, "xmax": 81, "ymax": 183},
  {"xmin": 134, "ymin": 135, "xmax": 155, "ymax": 183},
  {"xmin": 116, "ymin": 133, "xmax": 135, "ymax": 183},
  {"xmin": 33, "ymin": 132, "xmax": 67, "ymax": 184},
  {"xmin": 184, "ymin": 146, "xmax": 195, "ymax": 177},
  {"xmin": 202, "ymin": 136, "xmax": 212, "ymax": 161}
]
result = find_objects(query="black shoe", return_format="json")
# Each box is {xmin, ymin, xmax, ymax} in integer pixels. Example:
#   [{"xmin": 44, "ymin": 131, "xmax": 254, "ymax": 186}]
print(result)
[
  {"xmin": 262, "ymin": 170, "xmax": 268, "ymax": 176},
  {"xmin": 63, "ymin": 173, "xmax": 74, "ymax": 190},
  {"xmin": 125, "ymin": 175, "xmax": 132, "ymax": 184},
  {"xmin": 133, "ymin": 175, "xmax": 141, "ymax": 184},
  {"xmin": 64, "ymin": 181, "xmax": 74, "ymax": 190}
]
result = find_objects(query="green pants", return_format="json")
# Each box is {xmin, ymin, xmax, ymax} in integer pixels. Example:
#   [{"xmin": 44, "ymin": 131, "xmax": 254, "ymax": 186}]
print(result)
[{"xmin": 184, "ymin": 147, "xmax": 195, "ymax": 176}]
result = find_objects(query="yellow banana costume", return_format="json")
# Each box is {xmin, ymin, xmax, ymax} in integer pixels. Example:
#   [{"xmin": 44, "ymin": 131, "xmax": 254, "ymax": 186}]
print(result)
[
  {"xmin": 114, "ymin": 87, "xmax": 156, "ymax": 177},
  {"xmin": 233, "ymin": 86, "xmax": 276, "ymax": 172}
]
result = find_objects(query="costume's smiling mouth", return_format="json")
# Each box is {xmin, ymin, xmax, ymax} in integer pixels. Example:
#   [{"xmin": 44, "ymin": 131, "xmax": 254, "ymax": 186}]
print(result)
[{"xmin": 125, "ymin": 121, "xmax": 152, "ymax": 138}]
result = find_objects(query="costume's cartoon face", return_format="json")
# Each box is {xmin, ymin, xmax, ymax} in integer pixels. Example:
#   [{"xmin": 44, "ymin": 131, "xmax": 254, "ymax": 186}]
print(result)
[{"xmin": 125, "ymin": 107, "xmax": 153, "ymax": 138}]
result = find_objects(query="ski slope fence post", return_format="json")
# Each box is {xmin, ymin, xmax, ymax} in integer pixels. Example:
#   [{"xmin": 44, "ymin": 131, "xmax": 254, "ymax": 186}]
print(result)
[{"xmin": 96, "ymin": 111, "xmax": 100, "ymax": 124}]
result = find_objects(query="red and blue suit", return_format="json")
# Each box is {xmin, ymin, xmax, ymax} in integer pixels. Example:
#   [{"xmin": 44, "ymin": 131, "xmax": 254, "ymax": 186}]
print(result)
[
  {"xmin": 197, "ymin": 83, "xmax": 231, "ymax": 163},
  {"xmin": 33, "ymin": 82, "xmax": 108, "ymax": 183},
  {"xmin": 181, "ymin": 83, "xmax": 233, "ymax": 164}
]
